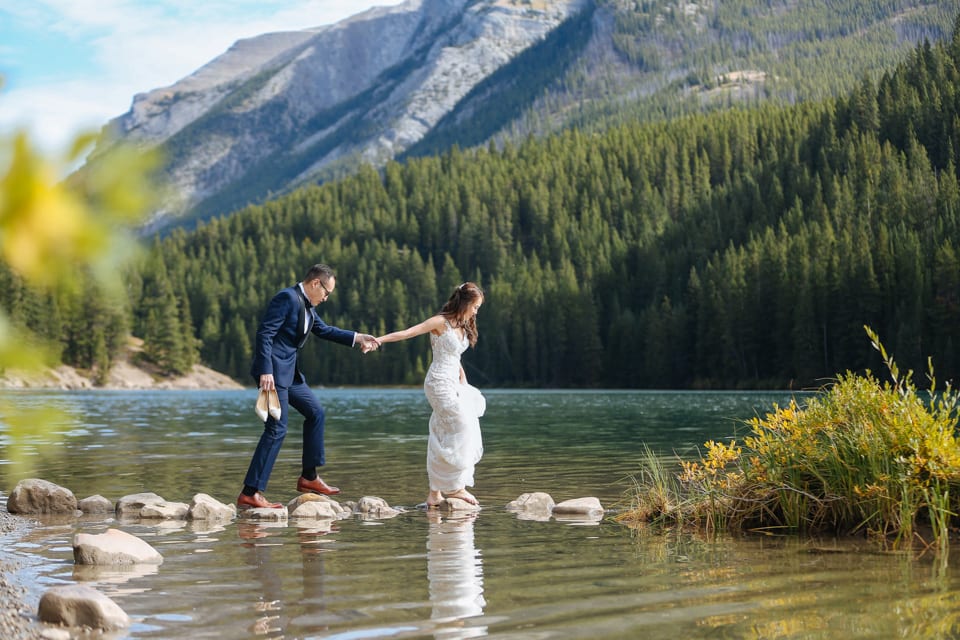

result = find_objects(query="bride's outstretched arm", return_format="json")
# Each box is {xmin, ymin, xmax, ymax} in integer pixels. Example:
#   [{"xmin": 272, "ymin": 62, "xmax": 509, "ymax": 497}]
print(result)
[{"xmin": 377, "ymin": 314, "xmax": 445, "ymax": 345}]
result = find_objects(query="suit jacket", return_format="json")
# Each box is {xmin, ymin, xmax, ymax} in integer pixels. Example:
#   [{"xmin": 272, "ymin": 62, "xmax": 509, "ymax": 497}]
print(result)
[{"xmin": 250, "ymin": 285, "xmax": 356, "ymax": 388}]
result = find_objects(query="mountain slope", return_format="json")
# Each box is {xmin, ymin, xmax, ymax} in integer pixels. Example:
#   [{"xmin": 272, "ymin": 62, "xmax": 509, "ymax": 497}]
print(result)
[
  {"xmin": 96, "ymin": 0, "xmax": 588, "ymax": 234},
  {"xmin": 92, "ymin": 0, "xmax": 956, "ymax": 235}
]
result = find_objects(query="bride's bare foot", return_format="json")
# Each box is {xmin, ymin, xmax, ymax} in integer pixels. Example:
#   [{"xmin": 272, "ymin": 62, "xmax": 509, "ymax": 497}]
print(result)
[
  {"xmin": 426, "ymin": 490, "xmax": 444, "ymax": 508},
  {"xmin": 446, "ymin": 488, "xmax": 478, "ymax": 505}
]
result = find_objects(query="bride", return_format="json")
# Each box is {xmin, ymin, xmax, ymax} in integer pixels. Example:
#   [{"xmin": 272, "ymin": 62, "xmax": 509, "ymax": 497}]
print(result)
[{"xmin": 375, "ymin": 282, "xmax": 486, "ymax": 507}]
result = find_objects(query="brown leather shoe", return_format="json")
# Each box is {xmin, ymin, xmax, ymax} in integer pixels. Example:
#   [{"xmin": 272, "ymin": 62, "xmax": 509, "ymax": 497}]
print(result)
[
  {"xmin": 237, "ymin": 492, "xmax": 282, "ymax": 509},
  {"xmin": 297, "ymin": 476, "xmax": 340, "ymax": 495}
]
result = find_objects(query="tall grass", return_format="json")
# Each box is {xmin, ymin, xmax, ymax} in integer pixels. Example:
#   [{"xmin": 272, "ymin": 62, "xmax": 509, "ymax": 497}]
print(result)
[{"xmin": 619, "ymin": 328, "xmax": 960, "ymax": 558}]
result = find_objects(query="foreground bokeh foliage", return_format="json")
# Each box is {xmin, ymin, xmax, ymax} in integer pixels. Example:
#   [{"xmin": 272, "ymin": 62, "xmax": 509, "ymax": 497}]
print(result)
[
  {"xmin": 621, "ymin": 328, "xmax": 960, "ymax": 559},
  {"xmin": 0, "ymin": 121, "xmax": 155, "ymax": 480}
]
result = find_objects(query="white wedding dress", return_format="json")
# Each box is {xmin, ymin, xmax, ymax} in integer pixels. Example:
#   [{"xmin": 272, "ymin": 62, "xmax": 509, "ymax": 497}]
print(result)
[{"xmin": 424, "ymin": 320, "xmax": 485, "ymax": 492}]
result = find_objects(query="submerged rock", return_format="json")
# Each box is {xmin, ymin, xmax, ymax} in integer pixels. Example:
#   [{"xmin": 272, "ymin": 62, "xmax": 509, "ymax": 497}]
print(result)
[
  {"xmin": 238, "ymin": 505, "xmax": 288, "ymax": 522},
  {"xmin": 357, "ymin": 496, "xmax": 401, "ymax": 518},
  {"xmin": 115, "ymin": 492, "xmax": 190, "ymax": 520}
]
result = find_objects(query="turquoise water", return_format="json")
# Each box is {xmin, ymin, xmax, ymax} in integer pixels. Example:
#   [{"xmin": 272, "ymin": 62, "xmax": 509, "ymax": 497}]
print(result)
[{"xmin": 2, "ymin": 389, "xmax": 959, "ymax": 639}]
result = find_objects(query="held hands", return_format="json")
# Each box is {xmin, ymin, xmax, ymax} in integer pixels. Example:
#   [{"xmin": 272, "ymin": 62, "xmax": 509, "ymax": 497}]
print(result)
[{"xmin": 357, "ymin": 334, "xmax": 381, "ymax": 354}]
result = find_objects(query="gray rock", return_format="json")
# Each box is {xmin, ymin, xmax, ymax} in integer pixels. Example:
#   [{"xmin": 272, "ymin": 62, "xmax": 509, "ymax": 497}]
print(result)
[
  {"xmin": 237, "ymin": 506, "xmax": 288, "ymax": 522},
  {"xmin": 438, "ymin": 497, "xmax": 480, "ymax": 513},
  {"xmin": 188, "ymin": 493, "xmax": 236, "ymax": 521},
  {"xmin": 7, "ymin": 479, "xmax": 77, "ymax": 514},
  {"xmin": 287, "ymin": 492, "xmax": 341, "ymax": 510},
  {"xmin": 38, "ymin": 584, "xmax": 130, "ymax": 631},
  {"xmin": 552, "ymin": 497, "xmax": 604, "ymax": 518},
  {"xmin": 287, "ymin": 493, "xmax": 350, "ymax": 518},
  {"xmin": 290, "ymin": 501, "xmax": 341, "ymax": 520},
  {"xmin": 115, "ymin": 492, "xmax": 189, "ymax": 519},
  {"xmin": 506, "ymin": 492, "xmax": 555, "ymax": 520},
  {"xmin": 139, "ymin": 501, "xmax": 189, "ymax": 520},
  {"xmin": 357, "ymin": 496, "xmax": 401, "ymax": 518},
  {"xmin": 115, "ymin": 492, "xmax": 165, "ymax": 518},
  {"xmin": 78, "ymin": 495, "xmax": 113, "ymax": 514},
  {"xmin": 73, "ymin": 528, "xmax": 163, "ymax": 565}
]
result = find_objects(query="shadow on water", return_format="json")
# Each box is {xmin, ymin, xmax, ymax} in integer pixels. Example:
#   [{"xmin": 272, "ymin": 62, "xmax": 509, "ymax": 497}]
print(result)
[{"xmin": 4, "ymin": 389, "xmax": 960, "ymax": 638}]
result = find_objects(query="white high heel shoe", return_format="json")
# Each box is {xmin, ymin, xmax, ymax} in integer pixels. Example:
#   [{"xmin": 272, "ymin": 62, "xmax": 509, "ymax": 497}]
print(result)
[
  {"xmin": 254, "ymin": 389, "xmax": 269, "ymax": 422},
  {"xmin": 267, "ymin": 389, "xmax": 282, "ymax": 420}
]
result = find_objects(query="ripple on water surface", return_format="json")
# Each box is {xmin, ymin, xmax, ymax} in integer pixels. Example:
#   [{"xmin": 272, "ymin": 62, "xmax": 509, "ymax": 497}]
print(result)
[{"xmin": 4, "ymin": 390, "xmax": 958, "ymax": 639}]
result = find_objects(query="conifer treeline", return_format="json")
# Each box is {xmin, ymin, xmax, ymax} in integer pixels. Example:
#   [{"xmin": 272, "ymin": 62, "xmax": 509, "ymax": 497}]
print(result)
[
  {"xmin": 147, "ymin": 21, "xmax": 960, "ymax": 389},
  {"xmin": 4, "ymin": 20, "xmax": 960, "ymax": 388}
]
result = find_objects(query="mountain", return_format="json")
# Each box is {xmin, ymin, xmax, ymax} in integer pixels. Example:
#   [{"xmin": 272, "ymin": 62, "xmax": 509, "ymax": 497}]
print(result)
[
  {"xmin": 91, "ymin": 0, "xmax": 956, "ymax": 235},
  {"xmin": 96, "ymin": 0, "xmax": 589, "ymax": 234}
]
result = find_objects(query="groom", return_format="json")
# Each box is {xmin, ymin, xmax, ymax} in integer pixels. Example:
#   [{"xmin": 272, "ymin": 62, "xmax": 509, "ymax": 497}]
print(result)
[{"xmin": 238, "ymin": 263, "xmax": 379, "ymax": 509}]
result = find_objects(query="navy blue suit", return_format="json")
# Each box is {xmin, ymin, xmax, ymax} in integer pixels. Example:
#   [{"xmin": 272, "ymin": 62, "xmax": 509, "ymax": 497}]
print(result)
[{"xmin": 243, "ymin": 284, "xmax": 356, "ymax": 492}]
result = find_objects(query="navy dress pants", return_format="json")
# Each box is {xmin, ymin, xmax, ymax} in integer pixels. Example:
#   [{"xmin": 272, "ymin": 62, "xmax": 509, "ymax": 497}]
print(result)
[{"xmin": 243, "ymin": 381, "xmax": 326, "ymax": 492}]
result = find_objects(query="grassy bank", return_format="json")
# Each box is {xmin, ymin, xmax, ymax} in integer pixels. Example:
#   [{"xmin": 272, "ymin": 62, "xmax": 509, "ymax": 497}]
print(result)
[{"xmin": 619, "ymin": 329, "xmax": 960, "ymax": 558}]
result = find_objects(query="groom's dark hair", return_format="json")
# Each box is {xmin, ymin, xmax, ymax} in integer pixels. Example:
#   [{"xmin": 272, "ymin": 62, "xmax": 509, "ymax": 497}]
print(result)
[{"xmin": 303, "ymin": 264, "xmax": 335, "ymax": 282}]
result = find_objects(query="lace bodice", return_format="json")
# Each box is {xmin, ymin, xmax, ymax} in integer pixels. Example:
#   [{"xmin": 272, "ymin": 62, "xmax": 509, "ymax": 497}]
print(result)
[{"xmin": 428, "ymin": 320, "xmax": 468, "ymax": 380}]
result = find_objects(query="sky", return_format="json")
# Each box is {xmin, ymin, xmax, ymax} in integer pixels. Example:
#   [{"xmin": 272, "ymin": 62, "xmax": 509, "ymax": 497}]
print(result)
[{"xmin": 0, "ymin": 0, "xmax": 405, "ymax": 154}]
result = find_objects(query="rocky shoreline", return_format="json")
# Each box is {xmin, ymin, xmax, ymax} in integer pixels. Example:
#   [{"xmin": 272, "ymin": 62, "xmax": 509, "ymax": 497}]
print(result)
[
  {"xmin": 1, "ymin": 479, "xmax": 602, "ymax": 638},
  {"xmin": 0, "ymin": 360, "xmax": 243, "ymax": 391},
  {"xmin": 0, "ymin": 507, "xmax": 44, "ymax": 640},
  {"xmin": 0, "ymin": 350, "xmax": 238, "ymax": 637}
]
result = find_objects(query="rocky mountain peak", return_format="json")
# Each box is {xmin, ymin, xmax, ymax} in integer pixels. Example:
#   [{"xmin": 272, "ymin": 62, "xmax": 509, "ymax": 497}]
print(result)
[{"xmin": 97, "ymin": 0, "xmax": 589, "ymax": 234}]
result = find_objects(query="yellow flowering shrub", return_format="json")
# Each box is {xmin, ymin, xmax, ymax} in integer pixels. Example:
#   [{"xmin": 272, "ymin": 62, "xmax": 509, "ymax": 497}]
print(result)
[{"xmin": 624, "ymin": 329, "xmax": 960, "ymax": 556}]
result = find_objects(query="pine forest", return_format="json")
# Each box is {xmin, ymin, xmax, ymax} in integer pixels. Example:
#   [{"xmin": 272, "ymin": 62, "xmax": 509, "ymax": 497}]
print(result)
[{"xmin": 4, "ymin": 16, "xmax": 960, "ymax": 390}]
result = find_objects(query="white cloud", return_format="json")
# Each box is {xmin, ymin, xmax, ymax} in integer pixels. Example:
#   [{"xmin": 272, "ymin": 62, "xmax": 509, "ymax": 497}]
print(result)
[
  {"xmin": 0, "ymin": 79, "xmax": 138, "ymax": 155},
  {"xmin": 0, "ymin": 0, "xmax": 405, "ymax": 153}
]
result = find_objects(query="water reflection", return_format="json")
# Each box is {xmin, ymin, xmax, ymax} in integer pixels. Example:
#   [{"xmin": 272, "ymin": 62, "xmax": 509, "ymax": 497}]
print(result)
[
  {"xmin": 16, "ymin": 390, "xmax": 922, "ymax": 639},
  {"xmin": 72, "ymin": 562, "xmax": 159, "ymax": 589},
  {"xmin": 426, "ymin": 511, "xmax": 486, "ymax": 639},
  {"xmin": 236, "ymin": 523, "xmax": 286, "ymax": 639}
]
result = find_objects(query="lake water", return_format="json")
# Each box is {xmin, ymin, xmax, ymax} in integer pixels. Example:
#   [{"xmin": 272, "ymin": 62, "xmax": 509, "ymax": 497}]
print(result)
[{"xmin": 2, "ymin": 389, "xmax": 959, "ymax": 639}]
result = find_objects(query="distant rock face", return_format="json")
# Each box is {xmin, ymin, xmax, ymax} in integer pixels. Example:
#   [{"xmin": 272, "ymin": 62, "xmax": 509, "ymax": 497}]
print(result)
[{"xmin": 95, "ymin": 0, "xmax": 589, "ymax": 233}]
